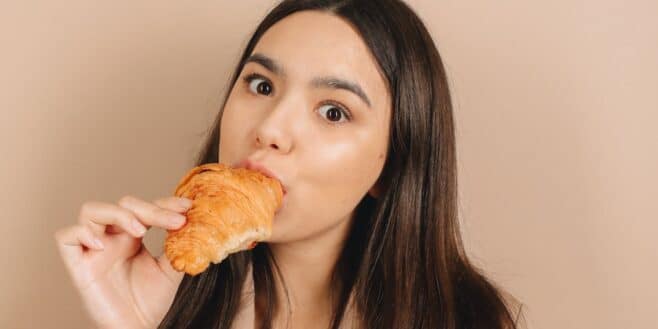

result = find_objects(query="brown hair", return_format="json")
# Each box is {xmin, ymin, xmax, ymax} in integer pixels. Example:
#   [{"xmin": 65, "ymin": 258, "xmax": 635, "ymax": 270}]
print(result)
[{"xmin": 159, "ymin": 1, "xmax": 524, "ymax": 328}]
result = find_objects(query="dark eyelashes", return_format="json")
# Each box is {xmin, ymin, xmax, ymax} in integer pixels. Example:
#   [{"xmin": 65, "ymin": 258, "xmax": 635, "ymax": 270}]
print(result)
[
  {"xmin": 241, "ymin": 72, "xmax": 353, "ymax": 121},
  {"xmin": 320, "ymin": 100, "xmax": 353, "ymax": 121},
  {"xmin": 242, "ymin": 72, "xmax": 268, "ymax": 87}
]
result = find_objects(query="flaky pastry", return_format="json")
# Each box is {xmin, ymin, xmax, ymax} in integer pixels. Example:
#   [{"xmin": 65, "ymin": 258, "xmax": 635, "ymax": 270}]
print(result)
[{"xmin": 164, "ymin": 163, "xmax": 283, "ymax": 275}]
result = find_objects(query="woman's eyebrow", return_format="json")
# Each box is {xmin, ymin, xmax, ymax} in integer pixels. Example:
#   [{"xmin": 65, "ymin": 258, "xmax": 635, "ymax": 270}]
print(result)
[
  {"xmin": 311, "ymin": 77, "xmax": 372, "ymax": 109},
  {"xmin": 246, "ymin": 53, "xmax": 285, "ymax": 77},
  {"xmin": 245, "ymin": 53, "xmax": 372, "ymax": 109}
]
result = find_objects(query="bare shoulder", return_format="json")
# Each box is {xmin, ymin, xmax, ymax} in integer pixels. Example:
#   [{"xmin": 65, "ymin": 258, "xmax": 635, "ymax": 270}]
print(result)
[
  {"xmin": 499, "ymin": 289, "xmax": 529, "ymax": 329},
  {"xmin": 512, "ymin": 302, "xmax": 528, "ymax": 329}
]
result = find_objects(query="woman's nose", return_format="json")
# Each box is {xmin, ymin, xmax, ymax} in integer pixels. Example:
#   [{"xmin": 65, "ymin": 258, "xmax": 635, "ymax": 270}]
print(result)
[{"xmin": 252, "ymin": 100, "xmax": 295, "ymax": 154}]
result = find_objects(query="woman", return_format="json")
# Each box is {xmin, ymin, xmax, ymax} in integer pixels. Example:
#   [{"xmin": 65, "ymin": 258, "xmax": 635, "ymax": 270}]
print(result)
[{"xmin": 54, "ymin": 0, "xmax": 526, "ymax": 328}]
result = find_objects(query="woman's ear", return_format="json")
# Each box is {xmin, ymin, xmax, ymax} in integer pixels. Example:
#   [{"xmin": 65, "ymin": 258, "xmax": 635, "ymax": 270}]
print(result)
[
  {"xmin": 368, "ymin": 176, "xmax": 383, "ymax": 198},
  {"xmin": 369, "ymin": 159, "xmax": 388, "ymax": 199},
  {"xmin": 368, "ymin": 186, "xmax": 379, "ymax": 198}
]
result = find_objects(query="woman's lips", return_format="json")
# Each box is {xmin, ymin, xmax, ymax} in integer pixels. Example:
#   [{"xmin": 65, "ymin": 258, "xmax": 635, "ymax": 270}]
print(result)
[{"xmin": 232, "ymin": 159, "xmax": 288, "ymax": 196}]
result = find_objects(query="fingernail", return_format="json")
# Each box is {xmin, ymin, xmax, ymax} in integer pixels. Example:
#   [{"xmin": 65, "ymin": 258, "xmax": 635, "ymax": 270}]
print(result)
[
  {"xmin": 93, "ymin": 238, "xmax": 104, "ymax": 249},
  {"xmin": 177, "ymin": 197, "xmax": 193, "ymax": 208},
  {"xmin": 132, "ymin": 219, "xmax": 147, "ymax": 235},
  {"xmin": 169, "ymin": 214, "xmax": 186, "ymax": 227}
]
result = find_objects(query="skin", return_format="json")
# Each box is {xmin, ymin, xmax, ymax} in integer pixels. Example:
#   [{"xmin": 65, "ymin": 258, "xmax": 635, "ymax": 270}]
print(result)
[
  {"xmin": 55, "ymin": 196, "xmax": 191, "ymax": 329},
  {"xmin": 219, "ymin": 11, "xmax": 391, "ymax": 328},
  {"xmin": 54, "ymin": 9, "xmax": 391, "ymax": 329}
]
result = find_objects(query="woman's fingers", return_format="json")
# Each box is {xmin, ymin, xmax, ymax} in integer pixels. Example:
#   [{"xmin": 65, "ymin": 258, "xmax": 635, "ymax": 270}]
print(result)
[
  {"xmin": 153, "ymin": 196, "xmax": 193, "ymax": 214},
  {"xmin": 117, "ymin": 195, "xmax": 189, "ymax": 231},
  {"xmin": 54, "ymin": 225, "xmax": 105, "ymax": 267},
  {"xmin": 152, "ymin": 197, "xmax": 192, "ymax": 282},
  {"xmin": 61, "ymin": 195, "xmax": 192, "ymax": 278},
  {"xmin": 78, "ymin": 201, "xmax": 145, "ymax": 238},
  {"xmin": 75, "ymin": 196, "xmax": 192, "ymax": 240}
]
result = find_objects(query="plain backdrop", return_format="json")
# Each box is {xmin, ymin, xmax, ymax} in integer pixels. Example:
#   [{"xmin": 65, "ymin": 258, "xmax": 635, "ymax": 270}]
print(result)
[{"xmin": 1, "ymin": 1, "xmax": 656, "ymax": 328}]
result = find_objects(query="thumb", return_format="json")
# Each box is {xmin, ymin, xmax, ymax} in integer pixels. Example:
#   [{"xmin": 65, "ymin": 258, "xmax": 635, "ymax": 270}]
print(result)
[{"xmin": 157, "ymin": 252, "xmax": 186, "ymax": 284}]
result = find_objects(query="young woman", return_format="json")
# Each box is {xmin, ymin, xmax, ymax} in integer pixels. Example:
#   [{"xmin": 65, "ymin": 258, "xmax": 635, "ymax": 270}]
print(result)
[{"xmin": 55, "ymin": 1, "xmax": 526, "ymax": 328}]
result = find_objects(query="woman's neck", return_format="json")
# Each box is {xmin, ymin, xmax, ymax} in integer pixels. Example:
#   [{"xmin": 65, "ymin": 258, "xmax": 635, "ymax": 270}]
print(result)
[{"xmin": 258, "ymin": 213, "xmax": 354, "ymax": 327}]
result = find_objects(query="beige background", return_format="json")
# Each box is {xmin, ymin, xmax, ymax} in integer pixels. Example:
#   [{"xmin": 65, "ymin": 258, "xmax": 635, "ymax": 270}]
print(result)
[{"xmin": 1, "ymin": 1, "xmax": 656, "ymax": 328}]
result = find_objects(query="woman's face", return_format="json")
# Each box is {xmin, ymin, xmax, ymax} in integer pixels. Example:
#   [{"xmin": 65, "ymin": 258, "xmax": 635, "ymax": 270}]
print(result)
[{"xmin": 218, "ymin": 10, "xmax": 391, "ymax": 243}]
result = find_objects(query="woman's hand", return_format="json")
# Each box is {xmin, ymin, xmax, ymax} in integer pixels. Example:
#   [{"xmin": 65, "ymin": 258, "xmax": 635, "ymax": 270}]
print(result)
[{"xmin": 54, "ymin": 195, "xmax": 191, "ymax": 329}]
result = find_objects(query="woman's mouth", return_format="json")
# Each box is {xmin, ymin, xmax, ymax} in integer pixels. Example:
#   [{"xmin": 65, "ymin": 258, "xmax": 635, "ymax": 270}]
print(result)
[{"xmin": 232, "ymin": 159, "xmax": 288, "ymax": 197}]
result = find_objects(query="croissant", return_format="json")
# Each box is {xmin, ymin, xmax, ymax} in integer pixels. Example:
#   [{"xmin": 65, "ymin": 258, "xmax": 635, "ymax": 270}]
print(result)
[{"xmin": 164, "ymin": 163, "xmax": 283, "ymax": 276}]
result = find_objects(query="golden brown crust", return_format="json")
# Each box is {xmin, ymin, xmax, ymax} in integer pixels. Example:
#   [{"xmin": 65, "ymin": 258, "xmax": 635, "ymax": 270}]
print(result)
[{"xmin": 164, "ymin": 163, "xmax": 283, "ymax": 276}]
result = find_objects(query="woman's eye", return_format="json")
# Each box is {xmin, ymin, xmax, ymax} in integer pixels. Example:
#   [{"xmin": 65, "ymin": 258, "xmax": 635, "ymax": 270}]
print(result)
[
  {"xmin": 317, "ymin": 104, "xmax": 350, "ymax": 124},
  {"xmin": 246, "ymin": 76, "xmax": 273, "ymax": 96},
  {"xmin": 243, "ymin": 74, "xmax": 351, "ymax": 125}
]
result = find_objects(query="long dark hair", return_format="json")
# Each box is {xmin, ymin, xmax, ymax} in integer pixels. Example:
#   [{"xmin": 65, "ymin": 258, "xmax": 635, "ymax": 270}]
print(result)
[{"xmin": 159, "ymin": 0, "xmax": 524, "ymax": 328}]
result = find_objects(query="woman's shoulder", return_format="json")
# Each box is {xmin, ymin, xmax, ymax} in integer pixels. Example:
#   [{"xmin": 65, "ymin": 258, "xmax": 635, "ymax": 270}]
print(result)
[{"xmin": 500, "ymin": 290, "xmax": 529, "ymax": 329}]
